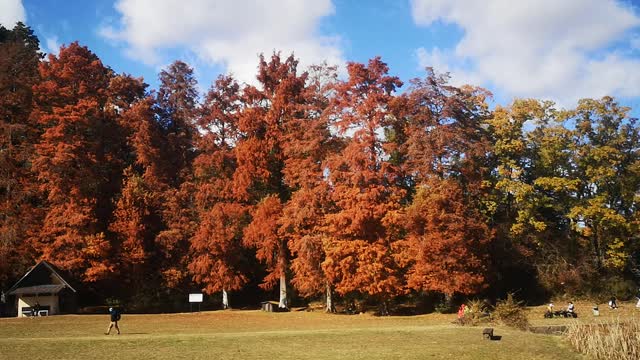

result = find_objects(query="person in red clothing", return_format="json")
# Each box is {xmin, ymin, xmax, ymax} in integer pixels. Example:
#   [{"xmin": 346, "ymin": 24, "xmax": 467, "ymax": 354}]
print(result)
[{"xmin": 457, "ymin": 304, "xmax": 467, "ymax": 319}]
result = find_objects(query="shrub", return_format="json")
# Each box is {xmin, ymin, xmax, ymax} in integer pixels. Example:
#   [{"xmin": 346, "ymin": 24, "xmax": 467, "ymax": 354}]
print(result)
[
  {"xmin": 454, "ymin": 299, "xmax": 492, "ymax": 326},
  {"xmin": 566, "ymin": 319, "xmax": 640, "ymax": 360},
  {"xmin": 493, "ymin": 294, "xmax": 529, "ymax": 330},
  {"xmin": 605, "ymin": 277, "xmax": 637, "ymax": 301}
]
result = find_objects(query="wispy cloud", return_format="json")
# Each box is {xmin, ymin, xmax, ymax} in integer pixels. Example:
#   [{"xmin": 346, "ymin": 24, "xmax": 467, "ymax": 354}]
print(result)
[{"xmin": 45, "ymin": 35, "xmax": 60, "ymax": 56}]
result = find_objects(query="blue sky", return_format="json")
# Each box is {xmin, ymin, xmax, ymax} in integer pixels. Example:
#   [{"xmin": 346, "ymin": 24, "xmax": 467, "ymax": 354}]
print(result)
[{"xmin": 2, "ymin": 0, "xmax": 640, "ymax": 114}]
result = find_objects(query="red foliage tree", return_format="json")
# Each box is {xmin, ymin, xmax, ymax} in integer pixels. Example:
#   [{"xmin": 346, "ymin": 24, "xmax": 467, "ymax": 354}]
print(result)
[{"xmin": 322, "ymin": 57, "xmax": 405, "ymax": 314}]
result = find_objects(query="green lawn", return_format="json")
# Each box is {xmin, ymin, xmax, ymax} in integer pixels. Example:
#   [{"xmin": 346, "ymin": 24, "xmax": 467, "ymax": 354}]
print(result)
[{"xmin": 0, "ymin": 310, "xmax": 583, "ymax": 360}]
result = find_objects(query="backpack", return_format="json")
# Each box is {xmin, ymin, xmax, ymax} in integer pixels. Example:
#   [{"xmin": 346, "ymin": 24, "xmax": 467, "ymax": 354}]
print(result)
[{"xmin": 116, "ymin": 312, "xmax": 121, "ymax": 321}]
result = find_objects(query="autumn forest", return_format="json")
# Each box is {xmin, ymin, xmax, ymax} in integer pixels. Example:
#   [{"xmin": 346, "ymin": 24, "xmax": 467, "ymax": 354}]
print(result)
[{"xmin": 2, "ymin": 23, "xmax": 640, "ymax": 313}]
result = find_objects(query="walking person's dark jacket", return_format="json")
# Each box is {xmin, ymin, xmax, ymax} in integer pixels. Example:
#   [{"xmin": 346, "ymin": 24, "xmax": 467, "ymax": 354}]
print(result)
[{"xmin": 110, "ymin": 308, "xmax": 120, "ymax": 322}]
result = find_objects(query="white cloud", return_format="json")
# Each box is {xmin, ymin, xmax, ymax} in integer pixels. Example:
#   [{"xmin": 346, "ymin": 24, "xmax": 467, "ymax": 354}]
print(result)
[
  {"xmin": 0, "ymin": 0, "xmax": 25, "ymax": 27},
  {"xmin": 101, "ymin": 0, "xmax": 344, "ymax": 85},
  {"xmin": 410, "ymin": 0, "xmax": 640, "ymax": 105},
  {"xmin": 45, "ymin": 35, "xmax": 60, "ymax": 56}
]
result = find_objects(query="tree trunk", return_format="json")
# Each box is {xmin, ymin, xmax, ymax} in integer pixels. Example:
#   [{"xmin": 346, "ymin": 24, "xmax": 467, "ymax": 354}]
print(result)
[
  {"xmin": 379, "ymin": 300, "xmax": 389, "ymax": 316},
  {"xmin": 325, "ymin": 283, "xmax": 335, "ymax": 313},
  {"xmin": 592, "ymin": 224, "xmax": 603, "ymax": 269},
  {"xmin": 222, "ymin": 289, "xmax": 229, "ymax": 309},
  {"xmin": 444, "ymin": 293, "xmax": 453, "ymax": 312},
  {"xmin": 278, "ymin": 273, "xmax": 288, "ymax": 309}
]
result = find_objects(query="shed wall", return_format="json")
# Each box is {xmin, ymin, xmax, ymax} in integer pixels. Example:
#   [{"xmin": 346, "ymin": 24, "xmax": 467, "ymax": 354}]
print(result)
[{"xmin": 18, "ymin": 295, "xmax": 58, "ymax": 317}]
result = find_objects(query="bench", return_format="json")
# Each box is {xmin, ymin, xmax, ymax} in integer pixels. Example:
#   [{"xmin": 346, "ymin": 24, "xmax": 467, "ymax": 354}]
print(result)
[
  {"xmin": 544, "ymin": 310, "xmax": 578, "ymax": 319},
  {"xmin": 21, "ymin": 306, "xmax": 51, "ymax": 317},
  {"xmin": 483, "ymin": 328, "xmax": 494, "ymax": 339}
]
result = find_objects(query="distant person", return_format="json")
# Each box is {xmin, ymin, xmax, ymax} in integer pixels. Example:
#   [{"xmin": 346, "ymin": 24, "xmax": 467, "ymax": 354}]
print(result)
[
  {"xmin": 457, "ymin": 304, "xmax": 466, "ymax": 319},
  {"xmin": 636, "ymin": 289, "xmax": 640, "ymax": 308},
  {"xmin": 105, "ymin": 307, "xmax": 121, "ymax": 335},
  {"xmin": 567, "ymin": 301, "xmax": 575, "ymax": 317},
  {"xmin": 544, "ymin": 303, "xmax": 554, "ymax": 318},
  {"xmin": 609, "ymin": 297, "xmax": 618, "ymax": 309},
  {"xmin": 30, "ymin": 302, "xmax": 40, "ymax": 318}
]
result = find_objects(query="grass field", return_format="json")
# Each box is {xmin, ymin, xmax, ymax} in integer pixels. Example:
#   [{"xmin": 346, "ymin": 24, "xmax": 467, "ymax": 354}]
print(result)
[{"xmin": 0, "ymin": 303, "xmax": 601, "ymax": 360}]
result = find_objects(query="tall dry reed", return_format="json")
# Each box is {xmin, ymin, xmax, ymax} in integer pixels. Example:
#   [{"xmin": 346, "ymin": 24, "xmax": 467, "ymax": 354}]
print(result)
[{"xmin": 565, "ymin": 319, "xmax": 640, "ymax": 360}]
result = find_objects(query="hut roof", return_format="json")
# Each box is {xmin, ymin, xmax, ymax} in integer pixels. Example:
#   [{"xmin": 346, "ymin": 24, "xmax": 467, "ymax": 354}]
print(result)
[
  {"xmin": 7, "ymin": 260, "xmax": 76, "ymax": 295},
  {"xmin": 8, "ymin": 284, "xmax": 67, "ymax": 296}
]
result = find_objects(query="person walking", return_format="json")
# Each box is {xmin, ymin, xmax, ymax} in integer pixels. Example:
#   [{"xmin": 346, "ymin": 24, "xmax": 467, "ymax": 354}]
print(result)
[{"xmin": 105, "ymin": 307, "xmax": 121, "ymax": 335}]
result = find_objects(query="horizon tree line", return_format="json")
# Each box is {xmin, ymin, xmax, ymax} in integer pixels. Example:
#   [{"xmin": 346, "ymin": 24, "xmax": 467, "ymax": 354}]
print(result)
[{"xmin": 2, "ymin": 22, "xmax": 640, "ymax": 313}]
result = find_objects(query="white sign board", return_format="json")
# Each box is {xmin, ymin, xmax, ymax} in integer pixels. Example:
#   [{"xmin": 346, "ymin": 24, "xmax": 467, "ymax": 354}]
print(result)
[{"xmin": 189, "ymin": 293, "xmax": 203, "ymax": 303}]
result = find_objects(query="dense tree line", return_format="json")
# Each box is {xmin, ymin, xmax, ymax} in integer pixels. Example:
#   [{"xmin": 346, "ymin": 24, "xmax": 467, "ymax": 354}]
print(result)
[{"xmin": 2, "ymin": 23, "xmax": 639, "ymax": 312}]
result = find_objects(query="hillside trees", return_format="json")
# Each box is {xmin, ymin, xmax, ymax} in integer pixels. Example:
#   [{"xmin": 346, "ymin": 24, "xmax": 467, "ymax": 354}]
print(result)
[{"xmin": 3, "ymin": 24, "xmax": 640, "ymax": 309}]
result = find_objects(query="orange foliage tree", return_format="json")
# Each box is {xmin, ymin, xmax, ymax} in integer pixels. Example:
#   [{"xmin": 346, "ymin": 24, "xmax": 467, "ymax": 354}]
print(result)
[
  {"xmin": 0, "ymin": 23, "xmax": 42, "ymax": 287},
  {"xmin": 154, "ymin": 61, "xmax": 199, "ymax": 291},
  {"xmin": 31, "ymin": 42, "xmax": 124, "ymax": 281},
  {"xmin": 402, "ymin": 178, "xmax": 492, "ymax": 300},
  {"xmin": 109, "ymin": 95, "xmax": 172, "ymax": 305},
  {"xmin": 322, "ymin": 57, "xmax": 405, "ymax": 314},
  {"xmin": 401, "ymin": 68, "xmax": 492, "ymax": 186},
  {"xmin": 189, "ymin": 75, "xmax": 250, "ymax": 309},
  {"xmin": 237, "ymin": 54, "xmax": 310, "ymax": 308},
  {"xmin": 282, "ymin": 63, "xmax": 339, "ymax": 311},
  {"xmin": 399, "ymin": 69, "xmax": 494, "ymax": 302}
]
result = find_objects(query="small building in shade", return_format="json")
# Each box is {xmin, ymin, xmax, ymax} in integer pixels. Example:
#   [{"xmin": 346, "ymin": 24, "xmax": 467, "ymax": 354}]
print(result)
[{"xmin": 7, "ymin": 260, "xmax": 77, "ymax": 317}]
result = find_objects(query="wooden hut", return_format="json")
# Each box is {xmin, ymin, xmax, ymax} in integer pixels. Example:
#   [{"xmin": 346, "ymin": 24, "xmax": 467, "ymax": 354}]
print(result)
[
  {"xmin": 261, "ymin": 301, "xmax": 288, "ymax": 312},
  {"xmin": 7, "ymin": 260, "xmax": 77, "ymax": 317}
]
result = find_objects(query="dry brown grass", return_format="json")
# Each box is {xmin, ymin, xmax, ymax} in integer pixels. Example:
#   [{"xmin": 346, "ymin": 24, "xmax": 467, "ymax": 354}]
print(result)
[
  {"xmin": 0, "ymin": 309, "xmax": 582, "ymax": 360},
  {"xmin": 527, "ymin": 300, "xmax": 640, "ymax": 326}
]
